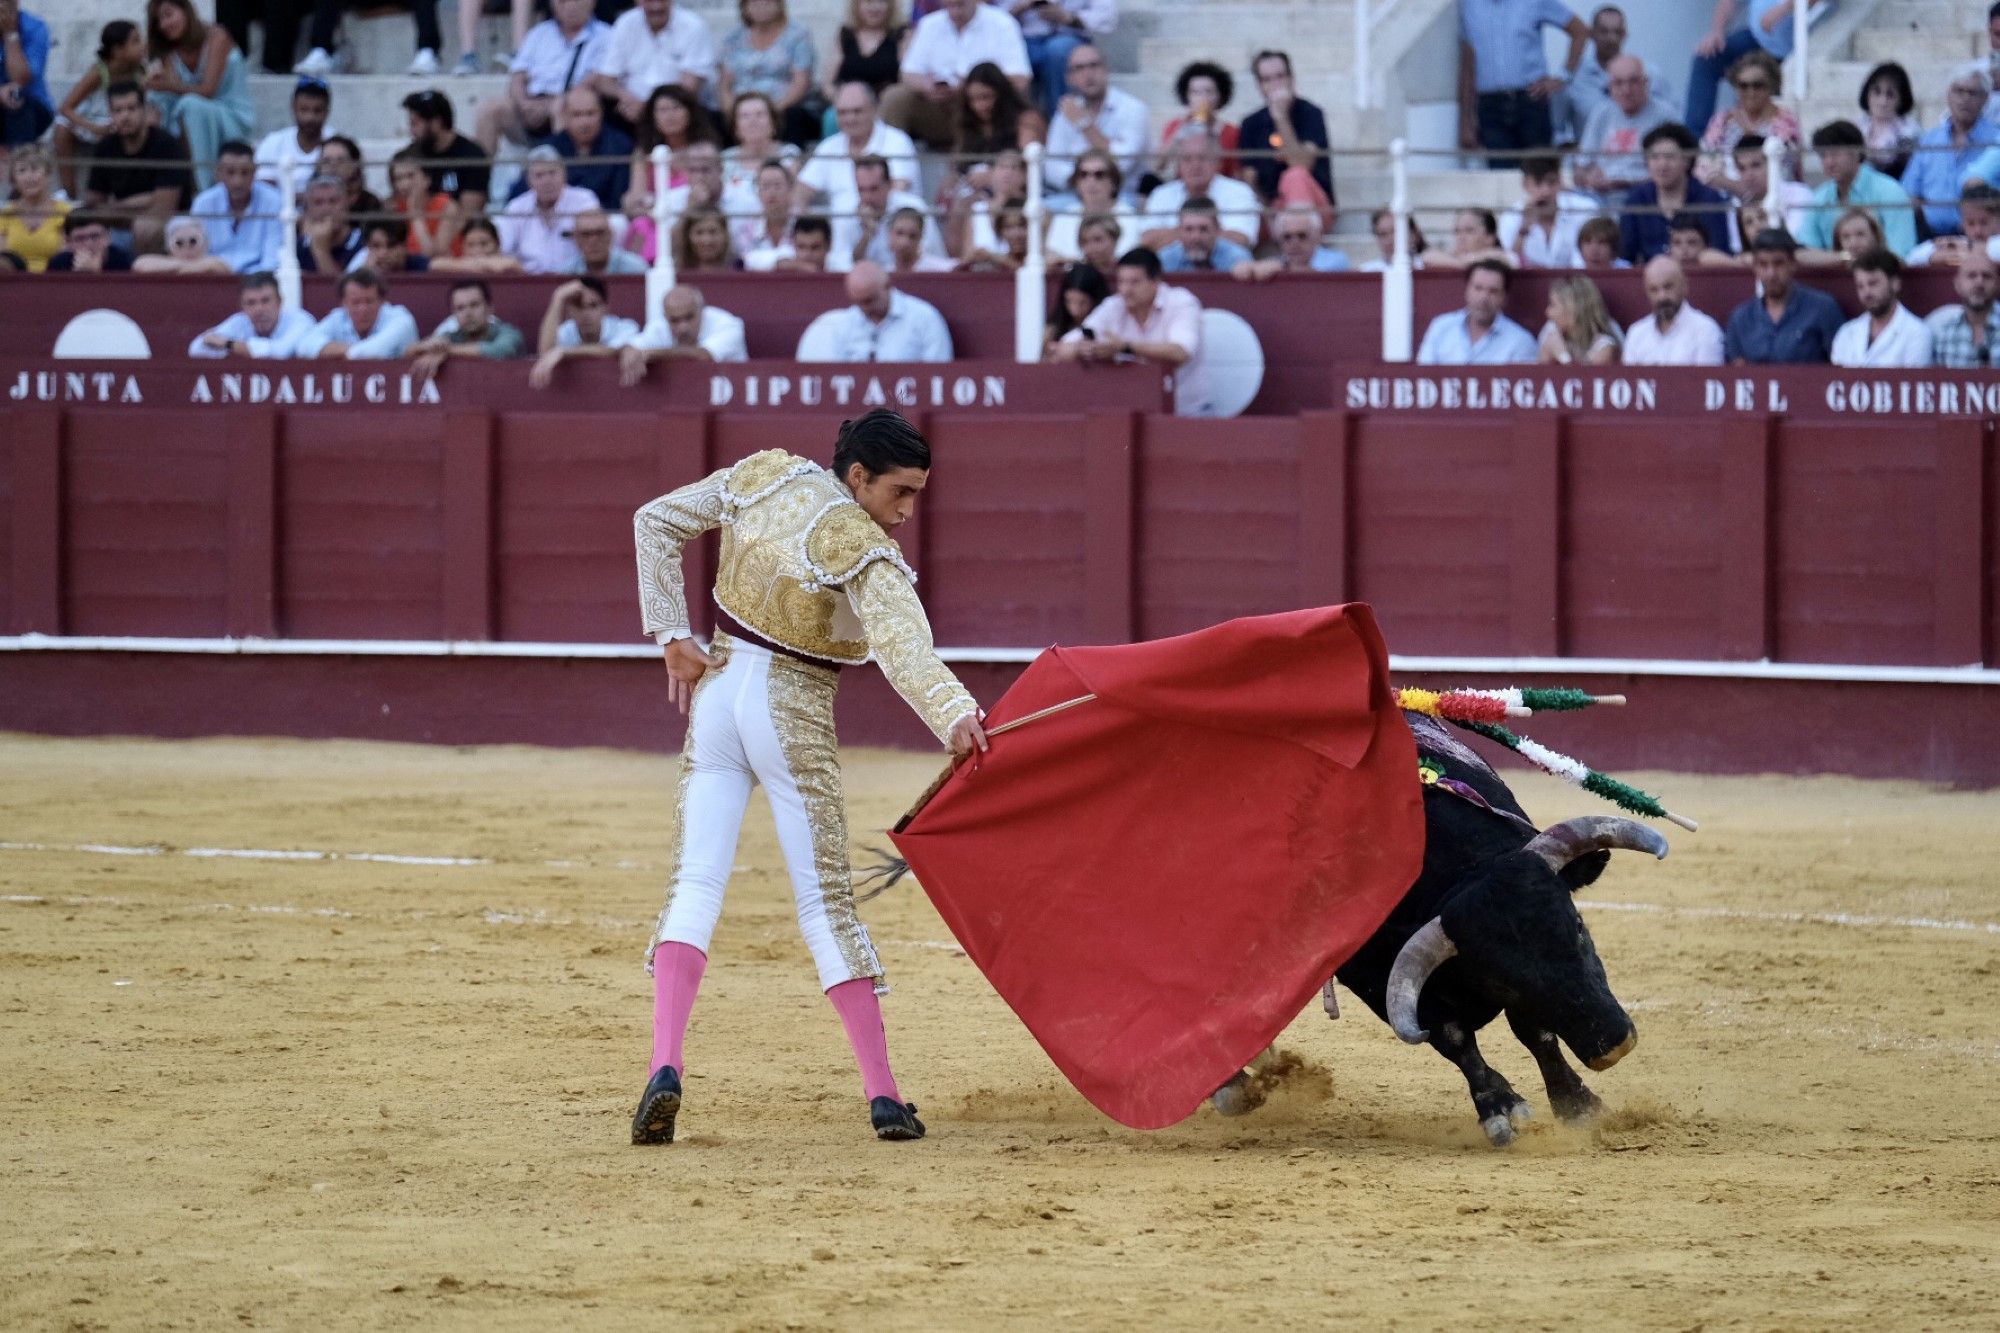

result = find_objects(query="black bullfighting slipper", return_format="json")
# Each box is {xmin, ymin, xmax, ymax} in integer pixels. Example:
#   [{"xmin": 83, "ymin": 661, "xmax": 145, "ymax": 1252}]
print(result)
[
  {"xmin": 870, "ymin": 1097, "xmax": 926, "ymax": 1141},
  {"xmin": 631, "ymin": 1065, "xmax": 682, "ymax": 1145}
]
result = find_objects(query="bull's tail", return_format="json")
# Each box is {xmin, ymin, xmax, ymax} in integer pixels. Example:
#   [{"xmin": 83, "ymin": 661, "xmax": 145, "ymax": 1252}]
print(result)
[{"xmin": 853, "ymin": 847, "xmax": 913, "ymax": 902}]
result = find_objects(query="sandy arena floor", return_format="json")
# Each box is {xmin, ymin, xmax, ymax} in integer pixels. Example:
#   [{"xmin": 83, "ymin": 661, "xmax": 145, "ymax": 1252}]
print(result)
[{"xmin": 2, "ymin": 732, "xmax": 1998, "ymax": 1330}]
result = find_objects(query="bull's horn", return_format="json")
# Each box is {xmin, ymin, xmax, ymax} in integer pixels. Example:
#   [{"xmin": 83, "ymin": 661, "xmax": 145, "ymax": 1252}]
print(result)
[
  {"xmin": 1523, "ymin": 816, "xmax": 1669, "ymax": 873},
  {"xmin": 1385, "ymin": 918, "xmax": 1457, "ymax": 1044}
]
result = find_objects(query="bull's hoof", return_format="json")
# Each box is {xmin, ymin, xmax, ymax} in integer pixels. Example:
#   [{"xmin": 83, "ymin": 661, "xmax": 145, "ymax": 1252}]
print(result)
[
  {"xmin": 1480, "ymin": 1113, "xmax": 1518, "ymax": 1147},
  {"xmin": 1209, "ymin": 1071, "xmax": 1265, "ymax": 1118},
  {"xmin": 1550, "ymin": 1087, "xmax": 1604, "ymax": 1123}
]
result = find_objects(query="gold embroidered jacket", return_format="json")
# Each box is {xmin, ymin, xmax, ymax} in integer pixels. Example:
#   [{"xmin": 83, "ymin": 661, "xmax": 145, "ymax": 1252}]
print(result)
[{"xmin": 635, "ymin": 449, "xmax": 978, "ymax": 743}]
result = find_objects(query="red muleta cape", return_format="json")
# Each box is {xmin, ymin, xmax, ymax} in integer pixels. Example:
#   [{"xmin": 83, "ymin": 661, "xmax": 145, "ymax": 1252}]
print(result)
[{"xmin": 889, "ymin": 605, "xmax": 1424, "ymax": 1130}]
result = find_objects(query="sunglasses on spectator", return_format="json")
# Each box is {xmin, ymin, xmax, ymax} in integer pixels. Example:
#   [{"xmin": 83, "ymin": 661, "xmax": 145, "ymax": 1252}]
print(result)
[
  {"xmin": 1736, "ymin": 79, "xmax": 1771, "ymax": 90},
  {"xmin": 1075, "ymin": 167, "xmax": 1112, "ymax": 178}
]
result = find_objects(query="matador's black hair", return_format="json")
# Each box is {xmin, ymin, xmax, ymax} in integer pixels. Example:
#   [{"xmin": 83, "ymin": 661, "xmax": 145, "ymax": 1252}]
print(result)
[{"xmin": 833, "ymin": 409, "xmax": 931, "ymax": 481}]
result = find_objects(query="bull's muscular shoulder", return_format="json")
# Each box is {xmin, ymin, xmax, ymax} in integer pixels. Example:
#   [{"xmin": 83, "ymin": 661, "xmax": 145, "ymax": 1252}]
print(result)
[
  {"xmin": 804, "ymin": 500, "xmax": 916, "ymax": 589},
  {"xmin": 725, "ymin": 449, "xmax": 817, "ymax": 505}
]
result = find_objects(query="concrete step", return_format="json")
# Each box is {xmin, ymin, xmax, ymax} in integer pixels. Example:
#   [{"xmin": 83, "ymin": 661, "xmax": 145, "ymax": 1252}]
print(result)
[
  {"xmin": 250, "ymin": 74, "xmax": 508, "ymax": 145},
  {"xmin": 1850, "ymin": 28, "xmax": 1982, "ymax": 65},
  {"xmin": 1869, "ymin": 0, "xmax": 1992, "ymax": 32}
]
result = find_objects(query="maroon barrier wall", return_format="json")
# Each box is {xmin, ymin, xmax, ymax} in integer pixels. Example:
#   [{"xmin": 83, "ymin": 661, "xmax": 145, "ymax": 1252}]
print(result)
[
  {"xmin": 4, "ymin": 360, "xmax": 1999, "ymax": 783},
  {"xmin": 5, "ymin": 267, "xmax": 1969, "ymax": 416}
]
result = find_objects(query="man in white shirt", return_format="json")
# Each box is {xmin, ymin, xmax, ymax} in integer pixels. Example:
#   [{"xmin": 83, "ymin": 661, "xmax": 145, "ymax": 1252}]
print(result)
[
  {"xmin": 502, "ymin": 148, "xmax": 603, "ymax": 274},
  {"xmin": 189, "ymin": 273, "xmax": 315, "ymax": 359},
  {"xmin": 1830, "ymin": 248, "xmax": 1933, "ymax": 368},
  {"xmin": 796, "ymin": 261, "xmax": 954, "ymax": 362},
  {"xmin": 1051, "ymin": 245, "xmax": 1207, "ymax": 414},
  {"xmin": 252, "ymin": 77, "xmax": 333, "ymax": 196},
  {"xmin": 1042, "ymin": 43, "xmax": 1147, "ymax": 193},
  {"xmin": 300, "ymin": 269, "xmax": 421, "ymax": 360},
  {"xmin": 475, "ymin": 0, "xmax": 611, "ymax": 154},
  {"xmin": 1622, "ymin": 256, "xmax": 1724, "ymax": 365},
  {"xmin": 530, "ymin": 276, "xmax": 646, "ymax": 388},
  {"xmin": 589, "ymin": 0, "xmax": 715, "ymax": 125},
  {"xmin": 663, "ymin": 142, "xmax": 760, "ymax": 236},
  {"xmin": 620, "ymin": 284, "xmax": 750, "ymax": 383},
  {"xmin": 1416, "ymin": 259, "xmax": 1538, "ymax": 365},
  {"xmin": 1140, "ymin": 125, "xmax": 1263, "ymax": 248},
  {"xmin": 1497, "ymin": 155, "xmax": 1598, "ymax": 267},
  {"xmin": 795, "ymin": 82, "xmax": 919, "ymax": 209},
  {"xmin": 837, "ymin": 156, "xmax": 944, "ymax": 270},
  {"xmin": 882, "ymin": 0, "xmax": 1031, "ymax": 149}
]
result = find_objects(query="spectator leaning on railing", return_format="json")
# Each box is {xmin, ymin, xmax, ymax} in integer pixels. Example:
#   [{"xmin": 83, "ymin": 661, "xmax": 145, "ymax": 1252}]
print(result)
[
  {"xmin": 625, "ymin": 283, "xmax": 749, "ymax": 379},
  {"xmin": 1051, "ymin": 245, "xmax": 1209, "ymax": 416},
  {"xmin": 1927, "ymin": 249, "xmax": 2000, "ymax": 369},
  {"xmin": 531, "ymin": 276, "xmax": 645, "ymax": 388},
  {"xmin": 1799, "ymin": 120, "xmax": 1916, "ymax": 259},
  {"xmin": 1903, "ymin": 64, "xmax": 2000, "ymax": 240},
  {"xmin": 1622, "ymin": 256, "xmax": 1725, "ymax": 366},
  {"xmin": 301, "ymin": 268, "xmax": 420, "ymax": 360},
  {"xmin": 191, "ymin": 140, "xmax": 282, "ymax": 274},
  {"xmin": 1830, "ymin": 248, "xmax": 1933, "ymax": 369},
  {"xmin": 408, "ymin": 279, "xmax": 527, "ymax": 382},
  {"xmin": 1725, "ymin": 228, "xmax": 1842, "ymax": 365},
  {"xmin": 1417, "ymin": 258, "xmax": 1537, "ymax": 365},
  {"xmin": 190, "ymin": 271, "xmax": 315, "ymax": 359},
  {"xmin": 797, "ymin": 260, "xmax": 952, "ymax": 361}
]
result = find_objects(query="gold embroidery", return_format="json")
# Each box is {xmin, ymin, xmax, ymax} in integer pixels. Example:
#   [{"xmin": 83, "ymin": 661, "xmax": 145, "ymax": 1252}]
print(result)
[
  {"xmin": 764, "ymin": 651, "xmax": 883, "ymax": 988},
  {"xmin": 848, "ymin": 561, "xmax": 978, "ymax": 743},
  {"xmin": 714, "ymin": 464, "xmax": 885, "ymax": 664},
  {"xmin": 634, "ymin": 467, "xmax": 730, "ymax": 640}
]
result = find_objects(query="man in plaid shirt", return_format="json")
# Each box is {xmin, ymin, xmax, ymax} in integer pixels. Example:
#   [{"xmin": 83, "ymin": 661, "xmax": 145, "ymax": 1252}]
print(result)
[{"xmin": 1928, "ymin": 250, "xmax": 2000, "ymax": 369}]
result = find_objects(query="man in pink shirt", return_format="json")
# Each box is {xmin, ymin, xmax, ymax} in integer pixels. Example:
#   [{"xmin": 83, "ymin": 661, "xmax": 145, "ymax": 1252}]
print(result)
[{"xmin": 1050, "ymin": 245, "xmax": 1209, "ymax": 415}]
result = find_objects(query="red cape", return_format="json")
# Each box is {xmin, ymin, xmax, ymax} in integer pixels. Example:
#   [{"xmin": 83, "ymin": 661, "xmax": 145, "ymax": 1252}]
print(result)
[{"xmin": 889, "ymin": 605, "xmax": 1424, "ymax": 1129}]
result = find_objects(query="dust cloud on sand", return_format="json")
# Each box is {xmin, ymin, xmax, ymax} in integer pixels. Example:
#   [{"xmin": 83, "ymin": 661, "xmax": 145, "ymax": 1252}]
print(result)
[{"xmin": 2, "ymin": 734, "xmax": 1998, "ymax": 1328}]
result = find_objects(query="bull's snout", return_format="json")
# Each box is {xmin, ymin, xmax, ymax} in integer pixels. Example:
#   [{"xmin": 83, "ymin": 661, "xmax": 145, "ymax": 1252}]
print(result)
[{"xmin": 1585, "ymin": 1026, "xmax": 1638, "ymax": 1072}]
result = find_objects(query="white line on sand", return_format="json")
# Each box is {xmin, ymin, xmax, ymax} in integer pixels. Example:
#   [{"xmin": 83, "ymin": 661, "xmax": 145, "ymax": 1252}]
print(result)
[{"xmin": 5, "ymin": 840, "xmax": 1998, "ymax": 941}]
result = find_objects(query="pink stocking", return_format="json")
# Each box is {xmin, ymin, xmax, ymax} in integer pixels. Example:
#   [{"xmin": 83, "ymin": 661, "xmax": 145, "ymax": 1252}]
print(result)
[
  {"xmin": 650, "ymin": 942, "xmax": 708, "ymax": 1076},
  {"xmin": 827, "ymin": 978, "xmax": 902, "ymax": 1103}
]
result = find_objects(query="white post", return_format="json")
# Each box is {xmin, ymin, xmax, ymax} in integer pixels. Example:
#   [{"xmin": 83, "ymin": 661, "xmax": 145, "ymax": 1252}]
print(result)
[
  {"xmin": 1762, "ymin": 135, "xmax": 1782, "ymax": 234},
  {"xmin": 646, "ymin": 145, "xmax": 676, "ymax": 316},
  {"xmin": 1383, "ymin": 137, "xmax": 1414, "ymax": 362},
  {"xmin": 1791, "ymin": 0, "xmax": 1809, "ymax": 104},
  {"xmin": 1354, "ymin": 0, "xmax": 1371, "ymax": 112},
  {"xmin": 276, "ymin": 144, "xmax": 302, "ymax": 313},
  {"xmin": 1016, "ymin": 142, "xmax": 1048, "ymax": 365}
]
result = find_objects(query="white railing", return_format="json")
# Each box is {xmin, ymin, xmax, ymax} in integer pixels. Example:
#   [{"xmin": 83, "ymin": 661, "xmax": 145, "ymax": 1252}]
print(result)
[
  {"xmin": 645, "ymin": 145, "xmax": 676, "ymax": 315},
  {"xmin": 276, "ymin": 145, "xmax": 301, "ymax": 312},
  {"xmin": 1015, "ymin": 144, "xmax": 1049, "ymax": 364},
  {"xmin": 1382, "ymin": 137, "xmax": 1413, "ymax": 362}
]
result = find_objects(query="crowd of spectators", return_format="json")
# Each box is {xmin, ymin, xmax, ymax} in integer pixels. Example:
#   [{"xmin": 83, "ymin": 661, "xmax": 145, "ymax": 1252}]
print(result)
[{"xmin": 4, "ymin": 0, "xmax": 2000, "ymax": 387}]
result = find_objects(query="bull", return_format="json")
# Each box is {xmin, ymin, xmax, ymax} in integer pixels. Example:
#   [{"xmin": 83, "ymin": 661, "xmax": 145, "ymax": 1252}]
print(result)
[{"xmin": 1213, "ymin": 712, "xmax": 1667, "ymax": 1146}]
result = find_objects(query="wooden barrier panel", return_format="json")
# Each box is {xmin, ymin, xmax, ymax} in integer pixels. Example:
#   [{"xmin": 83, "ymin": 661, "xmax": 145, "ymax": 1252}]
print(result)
[{"xmin": 0, "ymin": 367, "xmax": 1993, "ymax": 677}]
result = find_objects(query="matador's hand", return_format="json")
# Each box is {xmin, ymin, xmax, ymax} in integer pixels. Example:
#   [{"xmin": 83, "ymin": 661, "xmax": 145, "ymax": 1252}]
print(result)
[
  {"xmin": 662, "ymin": 637, "xmax": 718, "ymax": 714},
  {"xmin": 948, "ymin": 710, "xmax": 989, "ymax": 759}
]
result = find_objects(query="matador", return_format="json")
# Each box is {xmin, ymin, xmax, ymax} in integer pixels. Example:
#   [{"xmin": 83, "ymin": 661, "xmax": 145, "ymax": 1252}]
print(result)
[{"xmin": 628, "ymin": 409, "xmax": 988, "ymax": 1145}]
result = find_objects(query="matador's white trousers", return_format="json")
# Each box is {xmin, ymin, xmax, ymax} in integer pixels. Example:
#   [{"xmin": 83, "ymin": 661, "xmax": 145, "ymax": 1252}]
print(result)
[{"xmin": 647, "ymin": 633, "xmax": 885, "ymax": 993}]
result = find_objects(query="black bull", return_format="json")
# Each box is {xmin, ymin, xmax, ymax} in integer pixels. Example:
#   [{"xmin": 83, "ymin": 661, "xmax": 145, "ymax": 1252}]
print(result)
[{"xmin": 1213, "ymin": 712, "xmax": 1669, "ymax": 1146}]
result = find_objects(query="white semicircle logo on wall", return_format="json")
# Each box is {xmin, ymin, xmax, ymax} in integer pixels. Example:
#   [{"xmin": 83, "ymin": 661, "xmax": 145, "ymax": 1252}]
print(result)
[
  {"xmin": 53, "ymin": 310, "xmax": 153, "ymax": 360},
  {"xmin": 1192, "ymin": 309, "xmax": 1264, "ymax": 419}
]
